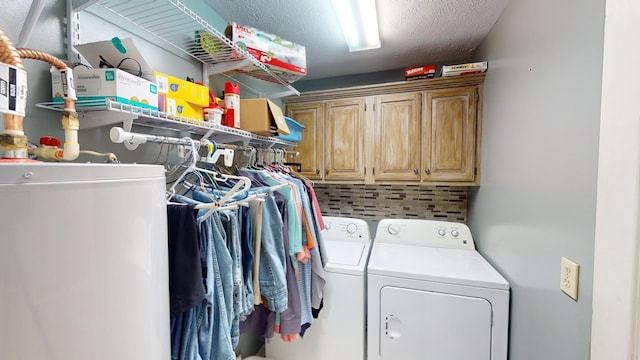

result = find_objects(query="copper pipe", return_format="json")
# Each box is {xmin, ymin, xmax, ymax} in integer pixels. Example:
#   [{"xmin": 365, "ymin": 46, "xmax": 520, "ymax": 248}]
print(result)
[
  {"xmin": 16, "ymin": 48, "xmax": 67, "ymax": 70},
  {"xmin": 0, "ymin": 29, "xmax": 24, "ymax": 70},
  {"xmin": 16, "ymin": 48, "xmax": 76, "ymax": 113}
]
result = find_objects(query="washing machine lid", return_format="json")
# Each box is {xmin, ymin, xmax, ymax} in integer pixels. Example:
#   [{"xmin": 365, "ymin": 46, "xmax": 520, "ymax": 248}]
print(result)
[
  {"xmin": 320, "ymin": 217, "xmax": 372, "ymax": 275},
  {"xmin": 324, "ymin": 240, "xmax": 370, "ymax": 275},
  {"xmin": 367, "ymin": 243, "xmax": 509, "ymax": 290}
]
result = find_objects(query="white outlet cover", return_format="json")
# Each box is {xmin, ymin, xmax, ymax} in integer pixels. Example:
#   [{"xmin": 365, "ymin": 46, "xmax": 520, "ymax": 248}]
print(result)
[{"xmin": 560, "ymin": 256, "xmax": 580, "ymax": 300}]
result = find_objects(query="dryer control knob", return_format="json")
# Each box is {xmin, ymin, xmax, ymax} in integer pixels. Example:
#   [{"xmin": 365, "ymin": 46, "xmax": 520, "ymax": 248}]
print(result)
[
  {"xmin": 346, "ymin": 223, "xmax": 358, "ymax": 234},
  {"xmin": 387, "ymin": 224, "xmax": 400, "ymax": 235},
  {"xmin": 437, "ymin": 228, "xmax": 446, "ymax": 237},
  {"xmin": 451, "ymin": 229, "xmax": 459, "ymax": 238},
  {"xmin": 325, "ymin": 222, "xmax": 332, "ymax": 230}
]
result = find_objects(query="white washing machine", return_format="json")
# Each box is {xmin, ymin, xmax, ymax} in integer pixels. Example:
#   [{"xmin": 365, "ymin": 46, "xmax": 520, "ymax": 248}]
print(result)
[
  {"xmin": 266, "ymin": 216, "xmax": 372, "ymax": 360},
  {"xmin": 367, "ymin": 219, "xmax": 509, "ymax": 360}
]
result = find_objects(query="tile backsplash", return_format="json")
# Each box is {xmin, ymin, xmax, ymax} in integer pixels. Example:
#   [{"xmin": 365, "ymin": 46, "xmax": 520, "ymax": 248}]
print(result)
[{"xmin": 313, "ymin": 184, "xmax": 468, "ymax": 223}]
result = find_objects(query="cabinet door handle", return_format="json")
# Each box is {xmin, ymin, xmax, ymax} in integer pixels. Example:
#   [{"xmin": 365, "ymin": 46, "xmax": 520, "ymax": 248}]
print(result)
[
  {"xmin": 316, "ymin": 169, "xmax": 320, "ymax": 174},
  {"xmin": 425, "ymin": 168, "xmax": 431, "ymax": 175},
  {"xmin": 413, "ymin": 168, "xmax": 419, "ymax": 174}
]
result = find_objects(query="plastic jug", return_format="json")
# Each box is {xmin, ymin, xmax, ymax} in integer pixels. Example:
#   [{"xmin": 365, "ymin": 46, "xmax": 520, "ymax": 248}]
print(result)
[{"xmin": 224, "ymin": 82, "xmax": 240, "ymax": 128}]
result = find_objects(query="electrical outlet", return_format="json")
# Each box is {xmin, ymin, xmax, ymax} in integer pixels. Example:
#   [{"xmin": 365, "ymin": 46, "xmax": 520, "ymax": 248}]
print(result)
[{"xmin": 560, "ymin": 257, "xmax": 580, "ymax": 300}]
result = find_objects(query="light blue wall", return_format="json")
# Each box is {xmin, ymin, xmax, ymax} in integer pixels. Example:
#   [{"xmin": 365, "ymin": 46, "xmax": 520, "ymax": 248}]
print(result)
[{"xmin": 468, "ymin": 0, "xmax": 605, "ymax": 359}]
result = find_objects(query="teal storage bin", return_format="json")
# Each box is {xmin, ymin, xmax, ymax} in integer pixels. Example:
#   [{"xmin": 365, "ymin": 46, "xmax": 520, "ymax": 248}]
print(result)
[{"xmin": 279, "ymin": 117, "xmax": 306, "ymax": 143}]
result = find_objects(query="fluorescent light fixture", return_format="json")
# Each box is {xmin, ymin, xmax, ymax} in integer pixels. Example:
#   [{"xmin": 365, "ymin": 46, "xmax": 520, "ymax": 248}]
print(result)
[{"xmin": 331, "ymin": 0, "xmax": 381, "ymax": 52}]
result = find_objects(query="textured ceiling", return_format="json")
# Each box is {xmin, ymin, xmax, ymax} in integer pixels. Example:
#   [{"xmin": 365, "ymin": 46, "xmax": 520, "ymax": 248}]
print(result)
[{"xmin": 204, "ymin": 0, "xmax": 510, "ymax": 81}]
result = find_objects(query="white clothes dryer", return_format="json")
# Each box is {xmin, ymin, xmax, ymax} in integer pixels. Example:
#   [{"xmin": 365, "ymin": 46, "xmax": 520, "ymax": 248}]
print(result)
[
  {"xmin": 266, "ymin": 216, "xmax": 372, "ymax": 360},
  {"xmin": 367, "ymin": 219, "xmax": 510, "ymax": 360}
]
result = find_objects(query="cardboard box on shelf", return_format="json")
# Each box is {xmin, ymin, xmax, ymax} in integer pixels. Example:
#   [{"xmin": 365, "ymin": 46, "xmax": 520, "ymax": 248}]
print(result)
[
  {"xmin": 239, "ymin": 99, "xmax": 290, "ymax": 137},
  {"xmin": 158, "ymin": 93, "xmax": 204, "ymax": 121},
  {"xmin": 441, "ymin": 61, "xmax": 488, "ymax": 76},
  {"xmin": 51, "ymin": 67, "xmax": 158, "ymax": 110},
  {"xmin": 225, "ymin": 22, "xmax": 307, "ymax": 81},
  {"xmin": 154, "ymin": 72, "xmax": 209, "ymax": 107},
  {"xmin": 405, "ymin": 65, "xmax": 436, "ymax": 81}
]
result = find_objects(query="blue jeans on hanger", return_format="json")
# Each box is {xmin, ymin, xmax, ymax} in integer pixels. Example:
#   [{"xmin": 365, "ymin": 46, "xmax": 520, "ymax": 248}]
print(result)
[
  {"xmin": 219, "ymin": 209, "xmax": 245, "ymax": 349},
  {"xmin": 170, "ymin": 195, "xmax": 236, "ymax": 360},
  {"xmin": 203, "ymin": 212, "xmax": 235, "ymax": 360},
  {"xmin": 170, "ymin": 307, "xmax": 198, "ymax": 359},
  {"xmin": 255, "ymin": 192, "xmax": 288, "ymax": 313}
]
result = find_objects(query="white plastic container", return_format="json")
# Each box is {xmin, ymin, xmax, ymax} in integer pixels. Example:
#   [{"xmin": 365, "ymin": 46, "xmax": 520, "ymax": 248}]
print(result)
[{"xmin": 0, "ymin": 163, "xmax": 170, "ymax": 359}]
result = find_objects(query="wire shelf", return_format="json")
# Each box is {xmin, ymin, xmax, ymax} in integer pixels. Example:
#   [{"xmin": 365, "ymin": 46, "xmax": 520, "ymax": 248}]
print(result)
[
  {"xmin": 36, "ymin": 99, "xmax": 297, "ymax": 148},
  {"xmin": 90, "ymin": 0, "xmax": 301, "ymax": 95}
]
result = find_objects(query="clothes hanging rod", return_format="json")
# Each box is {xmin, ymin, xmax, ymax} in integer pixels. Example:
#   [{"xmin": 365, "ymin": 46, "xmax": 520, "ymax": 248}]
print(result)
[
  {"xmin": 110, "ymin": 127, "xmax": 275, "ymax": 152},
  {"xmin": 110, "ymin": 127, "xmax": 213, "ymax": 147}
]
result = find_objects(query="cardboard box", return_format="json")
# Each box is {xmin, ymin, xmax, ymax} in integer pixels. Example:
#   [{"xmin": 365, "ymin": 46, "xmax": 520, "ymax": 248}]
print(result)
[
  {"xmin": 240, "ymin": 99, "xmax": 290, "ymax": 136},
  {"xmin": 442, "ymin": 62, "xmax": 488, "ymax": 77},
  {"xmin": 154, "ymin": 72, "xmax": 209, "ymax": 107},
  {"xmin": 52, "ymin": 68, "xmax": 158, "ymax": 110},
  {"xmin": 405, "ymin": 65, "xmax": 436, "ymax": 81},
  {"xmin": 0, "ymin": 62, "xmax": 27, "ymax": 117},
  {"xmin": 225, "ymin": 22, "xmax": 307, "ymax": 81},
  {"xmin": 74, "ymin": 37, "xmax": 154, "ymax": 80},
  {"xmin": 158, "ymin": 94, "xmax": 204, "ymax": 121}
]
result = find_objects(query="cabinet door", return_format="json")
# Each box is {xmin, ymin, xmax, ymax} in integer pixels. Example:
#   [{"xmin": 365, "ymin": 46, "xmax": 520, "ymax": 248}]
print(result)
[
  {"xmin": 324, "ymin": 99, "xmax": 366, "ymax": 180},
  {"xmin": 373, "ymin": 93, "xmax": 421, "ymax": 181},
  {"xmin": 422, "ymin": 87, "xmax": 477, "ymax": 182},
  {"xmin": 287, "ymin": 102, "xmax": 324, "ymax": 180}
]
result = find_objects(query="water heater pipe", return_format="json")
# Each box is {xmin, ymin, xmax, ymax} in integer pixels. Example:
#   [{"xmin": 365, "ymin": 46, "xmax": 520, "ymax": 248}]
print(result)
[
  {"xmin": 1, "ymin": 27, "xmax": 81, "ymax": 161},
  {"xmin": 17, "ymin": 48, "xmax": 79, "ymax": 161}
]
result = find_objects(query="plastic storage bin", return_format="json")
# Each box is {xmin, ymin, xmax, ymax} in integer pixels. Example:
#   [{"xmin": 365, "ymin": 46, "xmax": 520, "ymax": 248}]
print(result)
[{"xmin": 278, "ymin": 117, "xmax": 306, "ymax": 143}]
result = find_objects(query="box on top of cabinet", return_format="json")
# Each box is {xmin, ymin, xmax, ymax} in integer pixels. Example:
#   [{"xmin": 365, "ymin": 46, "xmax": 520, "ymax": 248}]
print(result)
[
  {"xmin": 405, "ymin": 65, "xmax": 436, "ymax": 80},
  {"xmin": 153, "ymin": 71, "xmax": 209, "ymax": 107},
  {"xmin": 441, "ymin": 62, "xmax": 488, "ymax": 76},
  {"xmin": 240, "ymin": 99, "xmax": 290, "ymax": 136},
  {"xmin": 51, "ymin": 67, "xmax": 158, "ymax": 111}
]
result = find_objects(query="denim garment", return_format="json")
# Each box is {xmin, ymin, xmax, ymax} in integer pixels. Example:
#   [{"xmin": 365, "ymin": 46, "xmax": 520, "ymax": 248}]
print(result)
[
  {"xmin": 250, "ymin": 200, "xmax": 264, "ymax": 305},
  {"xmin": 257, "ymin": 193, "xmax": 289, "ymax": 313},
  {"xmin": 171, "ymin": 194, "xmax": 236, "ymax": 360},
  {"xmin": 219, "ymin": 209, "xmax": 243, "ymax": 349},
  {"xmin": 204, "ymin": 212, "xmax": 235, "ymax": 360},
  {"xmin": 170, "ymin": 309, "xmax": 198, "ymax": 359}
]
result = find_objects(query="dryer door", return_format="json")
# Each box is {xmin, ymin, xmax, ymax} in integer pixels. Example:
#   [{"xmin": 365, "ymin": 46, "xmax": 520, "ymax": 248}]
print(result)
[{"xmin": 379, "ymin": 286, "xmax": 492, "ymax": 360}]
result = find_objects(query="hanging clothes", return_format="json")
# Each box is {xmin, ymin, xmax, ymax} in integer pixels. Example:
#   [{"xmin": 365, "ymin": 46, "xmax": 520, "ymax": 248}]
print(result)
[{"xmin": 166, "ymin": 149, "xmax": 328, "ymax": 359}]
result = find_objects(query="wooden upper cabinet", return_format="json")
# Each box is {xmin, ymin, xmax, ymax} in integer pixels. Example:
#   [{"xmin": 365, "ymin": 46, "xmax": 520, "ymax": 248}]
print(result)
[
  {"xmin": 282, "ymin": 74, "xmax": 484, "ymax": 185},
  {"xmin": 373, "ymin": 93, "xmax": 422, "ymax": 181},
  {"xmin": 287, "ymin": 102, "xmax": 324, "ymax": 180},
  {"xmin": 422, "ymin": 87, "xmax": 477, "ymax": 183},
  {"xmin": 324, "ymin": 98, "xmax": 366, "ymax": 181}
]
